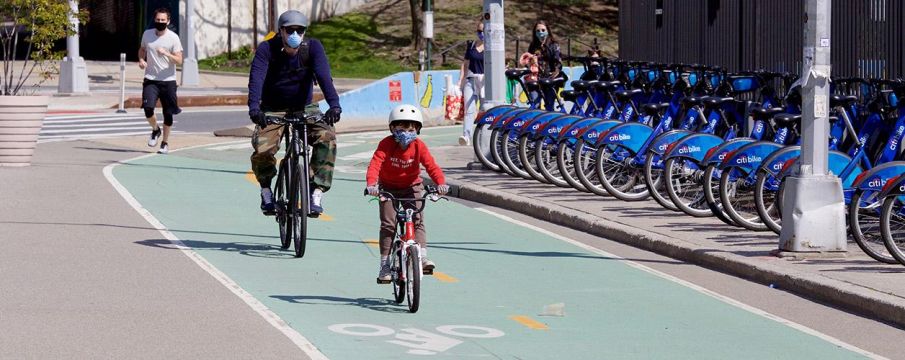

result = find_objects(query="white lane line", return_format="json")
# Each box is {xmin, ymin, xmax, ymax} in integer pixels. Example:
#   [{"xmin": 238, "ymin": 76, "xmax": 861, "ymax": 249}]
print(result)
[
  {"xmin": 337, "ymin": 151, "xmax": 373, "ymax": 161},
  {"xmin": 473, "ymin": 207, "xmax": 887, "ymax": 360},
  {"xmin": 102, "ymin": 141, "xmax": 328, "ymax": 360},
  {"xmin": 46, "ymin": 115, "xmax": 141, "ymax": 121},
  {"xmin": 208, "ymin": 142, "xmax": 253, "ymax": 151},
  {"xmin": 43, "ymin": 121, "xmax": 162, "ymax": 128}
]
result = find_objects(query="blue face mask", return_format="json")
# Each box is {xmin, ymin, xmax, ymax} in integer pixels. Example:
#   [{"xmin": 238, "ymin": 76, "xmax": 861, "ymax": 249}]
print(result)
[
  {"xmin": 393, "ymin": 129, "xmax": 417, "ymax": 148},
  {"xmin": 535, "ymin": 29, "xmax": 548, "ymax": 40},
  {"xmin": 287, "ymin": 31, "xmax": 303, "ymax": 49},
  {"xmin": 477, "ymin": 31, "xmax": 484, "ymax": 42}
]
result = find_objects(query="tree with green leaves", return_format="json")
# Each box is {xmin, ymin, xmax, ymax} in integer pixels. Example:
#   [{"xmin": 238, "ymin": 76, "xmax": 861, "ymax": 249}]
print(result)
[{"xmin": 0, "ymin": 0, "xmax": 86, "ymax": 95}]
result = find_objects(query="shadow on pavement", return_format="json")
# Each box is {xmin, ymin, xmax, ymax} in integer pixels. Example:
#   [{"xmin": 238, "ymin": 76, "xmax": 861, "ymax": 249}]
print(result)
[
  {"xmin": 75, "ymin": 146, "xmax": 149, "ymax": 154},
  {"xmin": 119, "ymin": 161, "xmax": 249, "ymax": 175},
  {"xmin": 269, "ymin": 295, "xmax": 410, "ymax": 313}
]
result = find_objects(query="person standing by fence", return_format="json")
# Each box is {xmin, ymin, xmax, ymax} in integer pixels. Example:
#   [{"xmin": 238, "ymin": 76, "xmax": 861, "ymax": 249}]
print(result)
[
  {"xmin": 527, "ymin": 20, "xmax": 565, "ymax": 111},
  {"xmin": 457, "ymin": 20, "xmax": 485, "ymax": 146}
]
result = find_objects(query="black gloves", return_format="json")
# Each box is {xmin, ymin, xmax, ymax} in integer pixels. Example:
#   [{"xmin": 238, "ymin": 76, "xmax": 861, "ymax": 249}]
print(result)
[
  {"xmin": 249, "ymin": 109, "xmax": 267, "ymax": 127},
  {"xmin": 324, "ymin": 107, "xmax": 342, "ymax": 125}
]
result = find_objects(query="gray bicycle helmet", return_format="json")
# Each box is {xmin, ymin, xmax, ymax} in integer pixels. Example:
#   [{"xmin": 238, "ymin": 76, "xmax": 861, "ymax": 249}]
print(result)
[{"xmin": 278, "ymin": 10, "xmax": 310, "ymax": 28}]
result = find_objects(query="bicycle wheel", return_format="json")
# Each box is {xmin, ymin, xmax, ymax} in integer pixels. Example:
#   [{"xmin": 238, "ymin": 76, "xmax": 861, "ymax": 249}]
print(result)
[
  {"xmin": 880, "ymin": 196, "xmax": 905, "ymax": 265},
  {"xmin": 291, "ymin": 163, "xmax": 309, "ymax": 258},
  {"xmin": 644, "ymin": 153, "xmax": 679, "ymax": 211},
  {"xmin": 537, "ymin": 139, "xmax": 571, "ymax": 187},
  {"xmin": 275, "ymin": 160, "xmax": 291, "ymax": 249},
  {"xmin": 754, "ymin": 169, "xmax": 784, "ymax": 235},
  {"xmin": 703, "ymin": 164, "xmax": 738, "ymax": 226},
  {"xmin": 502, "ymin": 131, "xmax": 533, "ymax": 180},
  {"xmin": 720, "ymin": 166, "xmax": 768, "ymax": 231},
  {"xmin": 597, "ymin": 143, "xmax": 650, "ymax": 201},
  {"xmin": 490, "ymin": 128, "xmax": 516, "ymax": 177},
  {"xmin": 472, "ymin": 123, "xmax": 501, "ymax": 172},
  {"xmin": 518, "ymin": 135, "xmax": 550, "ymax": 183},
  {"xmin": 850, "ymin": 189, "xmax": 898, "ymax": 263},
  {"xmin": 556, "ymin": 140, "xmax": 589, "ymax": 192},
  {"xmin": 665, "ymin": 157, "xmax": 711, "ymax": 217},
  {"xmin": 575, "ymin": 140, "xmax": 610, "ymax": 196},
  {"xmin": 405, "ymin": 245, "xmax": 421, "ymax": 313},
  {"xmin": 391, "ymin": 246, "xmax": 405, "ymax": 304}
]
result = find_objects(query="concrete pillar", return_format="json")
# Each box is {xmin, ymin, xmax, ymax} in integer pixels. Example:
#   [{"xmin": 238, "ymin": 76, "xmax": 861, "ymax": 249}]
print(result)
[
  {"xmin": 779, "ymin": 0, "xmax": 846, "ymax": 253},
  {"xmin": 58, "ymin": 0, "xmax": 89, "ymax": 94},
  {"xmin": 181, "ymin": 0, "xmax": 200, "ymax": 86}
]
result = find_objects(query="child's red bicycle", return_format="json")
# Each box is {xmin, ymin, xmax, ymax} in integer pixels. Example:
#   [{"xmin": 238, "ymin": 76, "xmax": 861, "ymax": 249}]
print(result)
[{"xmin": 366, "ymin": 185, "xmax": 445, "ymax": 313}]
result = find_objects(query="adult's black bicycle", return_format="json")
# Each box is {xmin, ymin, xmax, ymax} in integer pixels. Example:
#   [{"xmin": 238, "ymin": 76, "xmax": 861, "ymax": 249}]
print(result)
[{"xmin": 267, "ymin": 113, "xmax": 324, "ymax": 258}]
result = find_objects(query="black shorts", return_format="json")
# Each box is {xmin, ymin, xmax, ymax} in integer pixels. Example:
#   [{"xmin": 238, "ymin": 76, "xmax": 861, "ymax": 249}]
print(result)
[{"xmin": 142, "ymin": 79, "xmax": 182, "ymax": 116}]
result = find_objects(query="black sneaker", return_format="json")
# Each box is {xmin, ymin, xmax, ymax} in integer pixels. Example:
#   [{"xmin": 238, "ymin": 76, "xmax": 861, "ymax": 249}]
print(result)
[
  {"xmin": 147, "ymin": 128, "xmax": 161, "ymax": 147},
  {"xmin": 260, "ymin": 189, "xmax": 275, "ymax": 215}
]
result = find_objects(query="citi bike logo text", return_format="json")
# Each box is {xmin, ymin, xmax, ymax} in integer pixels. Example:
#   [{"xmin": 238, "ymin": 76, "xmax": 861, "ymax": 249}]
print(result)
[
  {"xmin": 622, "ymin": 107, "xmax": 634, "ymax": 120},
  {"xmin": 900, "ymin": 184, "xmax": 905, "ymax": 192},
  {"xmin": 772, "ymin": 161, "xmax": 784, "ymax": 171},
  {"xmin": 605, "ymin": 107, "xmax": 616, "ymax": 119},
  {"xmin": 890, "ymin": 126, "xmax": 905, "ymax": 151},
  {"xmin": 609, "ymin": 133, "xmax": 631, "ymax": 141},
  {"xmin": 868, "ymin": 177, "xmax": 887, "ymax": 188},
  {"xmin": 513, "ymin": 120, "xmax": 525, "ymax": 127},
  {"xmin": 735, "ymin": 154, "xmax": 762, "ymax": 164},
  {"xmin": 678, "ymin": 145, "xmax": 701, "ymax": 154},
  {"xmin": 548, "ymin": 127, "xmax": 561, "ymax": 134},
  {"xmin": 587, "ymin": 131, "xmax": 599, "ymax": 139},
  {"xmin": 658, "ymin": 143, "xmax": 669, "ymax": 151}
]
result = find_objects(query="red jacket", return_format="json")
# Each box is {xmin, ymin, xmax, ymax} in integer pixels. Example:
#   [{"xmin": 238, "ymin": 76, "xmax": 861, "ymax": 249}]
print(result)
[{"xmin": 366, "ymin": 136, "xmax": 446, "ymax": 189}]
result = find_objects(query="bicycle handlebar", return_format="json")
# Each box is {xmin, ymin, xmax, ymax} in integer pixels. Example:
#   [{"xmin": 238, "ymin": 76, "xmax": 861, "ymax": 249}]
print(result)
[
  {"xmin": 363, "ymin": 185, "xmax": 447, "ymax": 215},
  {"xmin": 265, "ymin": 113, "xmax": 326, "ymax": 126}
]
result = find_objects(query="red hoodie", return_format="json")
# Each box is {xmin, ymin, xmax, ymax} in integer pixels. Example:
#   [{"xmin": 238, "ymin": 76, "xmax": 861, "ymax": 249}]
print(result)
[{"xmin": 366, "ymin": 136, "xmax": 446, "ymax": 189}]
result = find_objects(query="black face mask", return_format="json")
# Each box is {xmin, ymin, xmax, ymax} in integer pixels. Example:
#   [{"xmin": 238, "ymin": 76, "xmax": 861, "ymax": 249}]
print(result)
[{"xmin": 154, "ymin": 22, "xmax": 168, "ymax": 31}]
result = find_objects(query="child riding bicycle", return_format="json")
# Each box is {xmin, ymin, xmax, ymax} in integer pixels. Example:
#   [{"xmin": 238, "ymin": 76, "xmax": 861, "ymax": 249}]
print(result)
[{"xmin": 365, "ymin": 104, "xmax": 450, "ymax": 283}]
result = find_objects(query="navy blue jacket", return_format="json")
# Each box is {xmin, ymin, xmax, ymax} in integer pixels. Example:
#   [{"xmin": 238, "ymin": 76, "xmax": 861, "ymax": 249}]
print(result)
[{"xmin": 247, "ymin": 36, "xmax": 340, "ymax": 112}]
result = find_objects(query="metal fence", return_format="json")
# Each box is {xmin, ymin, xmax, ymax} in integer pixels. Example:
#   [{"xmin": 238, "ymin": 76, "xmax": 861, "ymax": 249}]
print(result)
[{"xmin": 619, "ymin": 0, "xmax": 905, "ymax": 79}]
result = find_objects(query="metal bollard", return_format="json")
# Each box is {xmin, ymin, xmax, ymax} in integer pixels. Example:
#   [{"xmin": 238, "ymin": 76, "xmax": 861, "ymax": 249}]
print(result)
[{"xmin": 116, "ymin": 53, "xmax": 127, "ymax": 113}]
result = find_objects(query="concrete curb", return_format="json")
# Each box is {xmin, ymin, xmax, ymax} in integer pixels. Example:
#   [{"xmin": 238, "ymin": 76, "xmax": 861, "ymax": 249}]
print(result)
[{"xmin": 427, "ymin": 175, "xmax": 905, "ymax": 328}]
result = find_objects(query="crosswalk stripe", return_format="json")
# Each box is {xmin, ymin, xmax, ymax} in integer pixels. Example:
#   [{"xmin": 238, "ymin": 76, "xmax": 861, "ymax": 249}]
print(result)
[
  {"xmin": 43, "ymin": 121, "xmax": 163, "ymax": 129},
  {"xmin": 38, "ymin": 130, "xmax": 185, "ymax": 142},
  {"xmin": 45, "ymin": 116, "xmax": 145, "ymax": 123},
  {"xmin": 40, "ymin": 125, "xmax": 155, "ymax": 134}
]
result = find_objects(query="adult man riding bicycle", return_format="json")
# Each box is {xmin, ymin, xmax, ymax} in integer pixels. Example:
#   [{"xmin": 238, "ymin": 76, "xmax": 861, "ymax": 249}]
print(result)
[{"xmin": 248, "ymin": 10, "xmax": 342, "ymax": 216}]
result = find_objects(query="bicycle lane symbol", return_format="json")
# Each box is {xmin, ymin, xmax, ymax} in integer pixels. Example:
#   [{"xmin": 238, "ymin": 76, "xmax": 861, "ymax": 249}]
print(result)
[{"xmin": 327, "ymin": 323, "xmax": 505, "ymax": 355}]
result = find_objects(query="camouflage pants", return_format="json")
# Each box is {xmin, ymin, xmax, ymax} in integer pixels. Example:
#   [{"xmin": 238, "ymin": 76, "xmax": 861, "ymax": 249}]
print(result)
[{"xmin": 250, "ymin": 108, "xmax": 336, "ymax": 192}]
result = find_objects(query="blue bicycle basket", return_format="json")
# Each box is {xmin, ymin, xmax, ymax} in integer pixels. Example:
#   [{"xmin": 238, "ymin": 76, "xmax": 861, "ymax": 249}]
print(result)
[
  {"xmin": 731, "ymin": 76, "xmax": 758, "ymax": 92},
  {"xmin": 688, "ymin": 73, "xmax": 699, "ymax": 86},
  {"xmin": 889, "ymin": 92, "xmax": 899, "ymax": 107}
]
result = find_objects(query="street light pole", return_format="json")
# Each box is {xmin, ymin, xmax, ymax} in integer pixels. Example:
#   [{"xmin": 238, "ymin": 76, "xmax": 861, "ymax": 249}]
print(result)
[
  {"xmin": 422, "ymin": 0, "xmax": 433, "ymax": 71},
  {"xmin": 58, "ymin": 0, "xmax": 89, "ymax": 94},
  {"xmin": 482, "ymin": 0, "xmax": 505, "ymax": 110},
  {"xmin": 181, "ymin": 0, "xmax": 201, "ymax": 86},
  {"xmin": 779, "ymin": 0, "xmax": 846, "ymax": 254}
]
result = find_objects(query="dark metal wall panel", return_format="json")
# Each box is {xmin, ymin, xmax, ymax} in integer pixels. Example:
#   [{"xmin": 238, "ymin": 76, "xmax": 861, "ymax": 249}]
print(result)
[{"xmin": 619, "ymin": 0, "xmax": 904, "ymax": 79}]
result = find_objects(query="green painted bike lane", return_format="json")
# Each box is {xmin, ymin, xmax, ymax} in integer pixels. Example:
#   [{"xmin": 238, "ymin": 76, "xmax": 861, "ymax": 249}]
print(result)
[{"xmin": 112, "ymin": 127, "xmax": 869, "ymax": 359}]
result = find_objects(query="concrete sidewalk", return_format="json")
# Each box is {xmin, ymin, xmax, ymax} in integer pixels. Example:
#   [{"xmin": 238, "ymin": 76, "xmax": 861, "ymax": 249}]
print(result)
[
  {"xmin": 19, "ymin": 60, "xmax": 372, "ymax": 112},
  {"xmin": 427, "ymin": 144, "xmax": 905, "ymax": 329}
]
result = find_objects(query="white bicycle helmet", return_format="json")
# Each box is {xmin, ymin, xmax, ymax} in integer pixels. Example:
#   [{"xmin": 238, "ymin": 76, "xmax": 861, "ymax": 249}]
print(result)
[{"xmin": 388, "ymin": 104, "xmax": 423, "ymax": 128}]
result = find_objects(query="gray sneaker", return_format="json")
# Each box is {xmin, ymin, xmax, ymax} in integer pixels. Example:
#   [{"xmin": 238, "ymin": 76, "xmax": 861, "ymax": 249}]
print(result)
[
  {"xmin": 421, "ymin": 257, "xmax": 435, "ymax": 274},
  {"xmin": 377, "ymin": 263, "xmax": 392, "ymax": 283}
]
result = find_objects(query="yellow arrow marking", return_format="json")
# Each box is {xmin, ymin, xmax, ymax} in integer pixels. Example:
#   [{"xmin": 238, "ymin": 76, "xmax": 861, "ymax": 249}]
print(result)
[
  {"xmin": 432, "ymin": 271, "xmax": 459, "ymax": 283},
  {"xmin": 316, "ymin": 213, "xmax": 334, "ymax": 221},
  {"xmin": 509, "ymin": 315, "xmax": 549, "ymax": 330},
  {"xmin": 362, "ymin": 239, "xmax": 379, "ymax": 248},
  {"xmin": 245, "ymin": 171, "xmax": 257, "ymax": 185}
]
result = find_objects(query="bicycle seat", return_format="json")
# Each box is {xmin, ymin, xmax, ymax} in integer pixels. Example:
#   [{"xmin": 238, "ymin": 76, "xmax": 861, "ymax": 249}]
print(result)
[
  {"xmin": 682, "ymin": 96, "xmax": 704, "ymax": 106},
  {"xmin": 561, "ymin": 90, "xmax": 578, "ymax": 102},
  {"xmin": 702, "ymin": 96, "xmax": 734, "ymax": 108},
  {"xmin": 751, "ymin": 107, "xmax": 784, "ymax": 120},
  {"xmin": 505, "ymin": 69, "xmax": 531, "ymax": 80},
  {"xmin": 830, "ymin": 94, "xmax": 859, "ymax": 107},
  {"xmin": 524, "ymin": 80, "xmax": 539, "ymax": 91},
  {"xmin": 615, "ymin": 89, "xmax": 643, "ymax": 101},
  {"xmin": 571, "ymin": 80, "xmax": 592, "ymax": 91},
  {"xmin": 641, "ymin": 102, "xmax": 671, "ymax": 116},
  {"xmin": 539, "ymin": 77, "xmax": 566, "ymax": 88},
  {"xmin": 772, "ymin": 113, "xmax": 801, "ymax": 127},
  {"xmin": 593, "ymin": 80, "xmax": 621, "ymax": 91}
]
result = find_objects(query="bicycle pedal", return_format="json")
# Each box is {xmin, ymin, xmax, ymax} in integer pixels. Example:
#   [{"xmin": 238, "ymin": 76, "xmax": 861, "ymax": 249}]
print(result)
[
  {"xmin": 307, "ymin": 212, "xmax": 321, "ymax": 218},
  {"xmin": 376, "ymin": 278, "xmax": 392, "ymax": 284},
  {"xmin": 262, "ymin": 210, "xmax": 276, "ymax": 216},
  {"xmin": 422, "ymin": 269, "xmax": 434, "ymax": 275}
]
